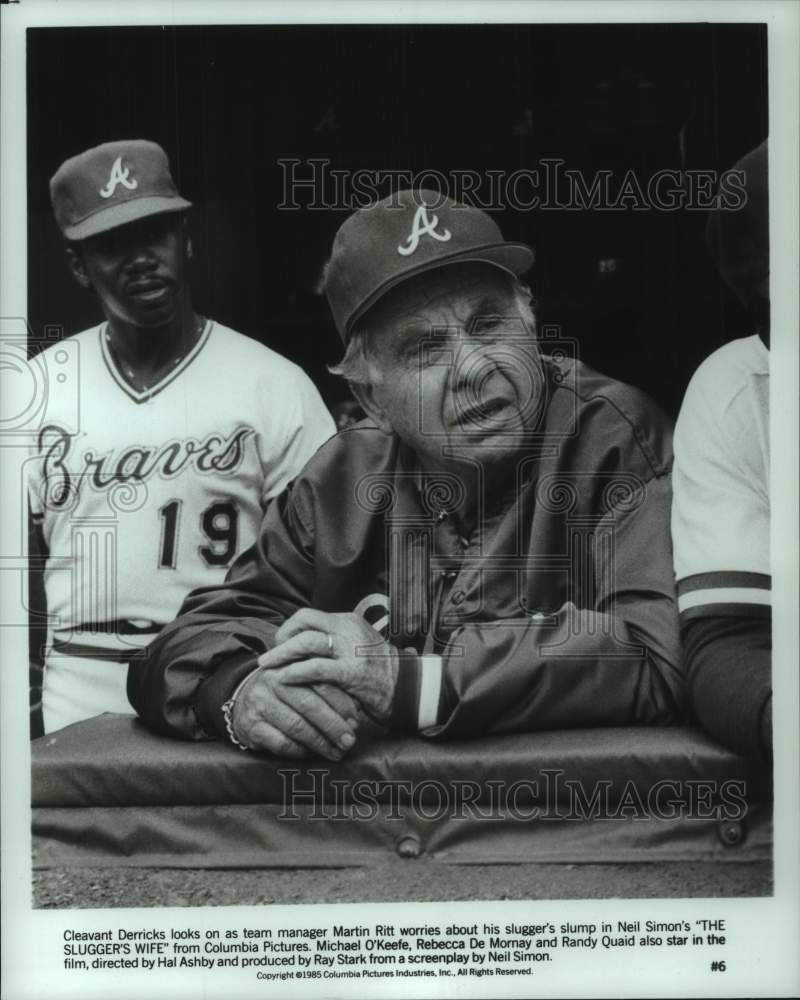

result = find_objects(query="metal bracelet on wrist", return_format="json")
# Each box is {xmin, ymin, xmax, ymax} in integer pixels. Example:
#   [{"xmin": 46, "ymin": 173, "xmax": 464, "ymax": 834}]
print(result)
[{"xmin": 221, "ymin": 696, "xmax": 250, "ymax": 751}]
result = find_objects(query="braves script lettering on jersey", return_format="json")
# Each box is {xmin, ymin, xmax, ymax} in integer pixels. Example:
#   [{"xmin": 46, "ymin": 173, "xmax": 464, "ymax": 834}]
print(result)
[{"xmin": 29, "ymin": 320, "xmax": 335, "ymax": 732}]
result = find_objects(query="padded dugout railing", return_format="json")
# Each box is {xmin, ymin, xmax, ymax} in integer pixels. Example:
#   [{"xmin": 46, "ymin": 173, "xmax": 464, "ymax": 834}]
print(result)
[{"xmin": 31, "ymin": 715, "xmax": 772, "ymax": 869}]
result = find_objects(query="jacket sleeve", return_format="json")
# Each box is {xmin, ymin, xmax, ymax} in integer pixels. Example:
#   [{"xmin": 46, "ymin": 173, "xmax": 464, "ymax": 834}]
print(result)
[
  {"xmin": 390, "ymin": 473, "xmax": 685, "ymax": 738},
  {"xmin": 127, "ymin": 482, "xmax": 316, "ymax": 740}
]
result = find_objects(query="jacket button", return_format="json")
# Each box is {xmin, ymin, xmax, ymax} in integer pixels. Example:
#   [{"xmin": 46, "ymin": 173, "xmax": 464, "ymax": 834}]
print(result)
[
  {"xmin": 395, "ymin": 834, "xmax": 422, "ymax": 859},
  {"xmin": 717, "ymin": 819, "xmax": 746, "ymax": 847},
  {"xmin": 452, "ymin": 590, "xmax": 465, "ymax": 605}
]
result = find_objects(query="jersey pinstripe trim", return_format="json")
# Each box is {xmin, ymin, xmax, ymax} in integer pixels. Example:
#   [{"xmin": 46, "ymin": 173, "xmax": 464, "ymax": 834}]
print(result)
[
  {"xmin": 676, "ymin": 570, "xmax": 771, "ymax": 619},
  {"xmin": 50, "ymin": 621, "xmax": 165, "ymax": 661},
  {"xmin": 99, "ymin": 318, "xmax": 212, "ymax": 403},
  {"xmin": 50, "ymin": 640, "xmax": 149, "ymax": 663}
]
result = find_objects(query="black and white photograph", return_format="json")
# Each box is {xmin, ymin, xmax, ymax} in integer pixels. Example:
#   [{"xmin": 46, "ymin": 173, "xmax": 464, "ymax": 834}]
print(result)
[{"xmin": 1, "ymin": 2, "xmax": 798, "ymax": 999}]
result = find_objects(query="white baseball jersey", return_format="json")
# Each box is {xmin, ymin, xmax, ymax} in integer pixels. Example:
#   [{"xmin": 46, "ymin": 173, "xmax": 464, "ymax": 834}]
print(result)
[
  {"xmin": 28, "ymin": 319, "xmax": 335, "ymax": 732},
  {"xmin": 671, "ymin": 334, "xmax": 770, "ymax": 621}
]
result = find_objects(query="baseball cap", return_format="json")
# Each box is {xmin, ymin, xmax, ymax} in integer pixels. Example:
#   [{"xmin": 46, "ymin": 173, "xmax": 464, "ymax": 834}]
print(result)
[
  {"xmin": 325, "ymin": 189, "xmax": 535, "ymax": 342},
  {"xmin": 705, "ymin": 140, "xmax": 769, "ymax": 304},
  {"xmin": 50, "ymin": 140, "xmax": 191, "ymax": 241}
]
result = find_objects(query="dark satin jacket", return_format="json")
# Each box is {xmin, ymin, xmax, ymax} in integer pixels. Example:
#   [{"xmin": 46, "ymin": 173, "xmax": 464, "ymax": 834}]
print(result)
[{"xmin": 128, "ymin": 357, "xmax": 684, "ymax": 741}]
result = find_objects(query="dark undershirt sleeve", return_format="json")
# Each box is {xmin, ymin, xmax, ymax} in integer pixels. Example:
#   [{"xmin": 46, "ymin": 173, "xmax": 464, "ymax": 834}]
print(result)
[{"xmin": 682, "ymin": 613, "xmax": 772, "ymax": 760}]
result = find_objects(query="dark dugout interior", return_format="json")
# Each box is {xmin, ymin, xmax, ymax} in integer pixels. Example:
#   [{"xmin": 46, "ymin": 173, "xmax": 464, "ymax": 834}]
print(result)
[{"xmin": 27, "ymin": 22, "xmax": 768, "ymax": 419}]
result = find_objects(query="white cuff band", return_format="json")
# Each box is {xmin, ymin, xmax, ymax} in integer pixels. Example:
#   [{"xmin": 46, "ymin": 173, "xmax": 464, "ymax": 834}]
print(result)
[{"xmin": 417, "ymin": 655, "xmax": 443, "ymax": 730}]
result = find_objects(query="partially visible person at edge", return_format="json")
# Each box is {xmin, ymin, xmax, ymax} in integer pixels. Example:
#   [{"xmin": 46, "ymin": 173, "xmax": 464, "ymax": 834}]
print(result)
[
  {"xmin": 671, "ymin": 140, "xmax": 772, "ymax": 761},
  {"xmin": 128, "ymin": 189, "xmax": 685, "ymax": 758},
  {"xmin": 29, "ymin": 140, "xmax": 336, "ymax": 735}
]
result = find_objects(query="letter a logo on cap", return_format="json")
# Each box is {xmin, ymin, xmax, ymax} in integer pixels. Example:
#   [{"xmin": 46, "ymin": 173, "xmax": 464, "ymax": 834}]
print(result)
[
  {"xmin": 98, "ymin": 156, "xmax": 139, "ymax": 199},
  {"xmin": 397, "ymin": 204, "xmax": 452, "ymax": 256}
]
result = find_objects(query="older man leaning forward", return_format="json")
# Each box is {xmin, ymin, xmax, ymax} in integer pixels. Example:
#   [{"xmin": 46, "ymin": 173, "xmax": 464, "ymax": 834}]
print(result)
[{"xmin": 128, "ymin": 190, "xmax": 684, "ymax": 758}]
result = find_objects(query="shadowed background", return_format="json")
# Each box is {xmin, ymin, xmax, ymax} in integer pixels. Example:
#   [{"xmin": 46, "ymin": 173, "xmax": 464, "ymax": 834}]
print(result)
[{"xmin": 27, "ymin": 22, "xmax": 768, "ymax": 419}]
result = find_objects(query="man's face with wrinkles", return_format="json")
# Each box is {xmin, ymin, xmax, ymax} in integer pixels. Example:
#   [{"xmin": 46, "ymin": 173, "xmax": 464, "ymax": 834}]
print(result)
[{"xmin": 360, "ymin": 263, "xmax": 545, "ymax": 473}]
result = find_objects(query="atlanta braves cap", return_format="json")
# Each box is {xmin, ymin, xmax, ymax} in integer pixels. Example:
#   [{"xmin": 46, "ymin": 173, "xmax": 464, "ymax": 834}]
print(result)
[
  {"xmin": 50, "ymin": 140, "xmax": 192, "ymax": 241},
  {"xmin": 325, "ymin": 189, "xmax": 535, "ymax": 343}
]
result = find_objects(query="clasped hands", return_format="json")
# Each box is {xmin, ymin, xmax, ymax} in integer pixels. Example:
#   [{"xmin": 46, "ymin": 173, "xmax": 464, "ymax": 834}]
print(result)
[{"xmin": 230, "ymin": 609, "xmax": 399, "ymax": 759}]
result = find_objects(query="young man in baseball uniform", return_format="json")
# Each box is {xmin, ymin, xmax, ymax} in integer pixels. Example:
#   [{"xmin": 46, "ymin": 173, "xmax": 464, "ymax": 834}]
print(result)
[
  {"xmin": 129, "ymin": 189, "xmax": 684, "ymax": 755},
  {"xmin": 30, "ymin": 140, "xmax": 338, "ymax": 736},
  {"xmin": 671, "ymin": 140, "xmax": 772, "ymax": 760}
]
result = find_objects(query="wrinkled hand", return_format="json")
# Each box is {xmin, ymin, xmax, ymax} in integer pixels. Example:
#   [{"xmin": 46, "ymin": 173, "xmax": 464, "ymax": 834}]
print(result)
[
  {"xmin": 258, "ymin": 609, "xmax": 399, "ymax": 724},
  {"xmin": 232, "ymin": 666, "xmax": 360, "ymax": 760}
]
